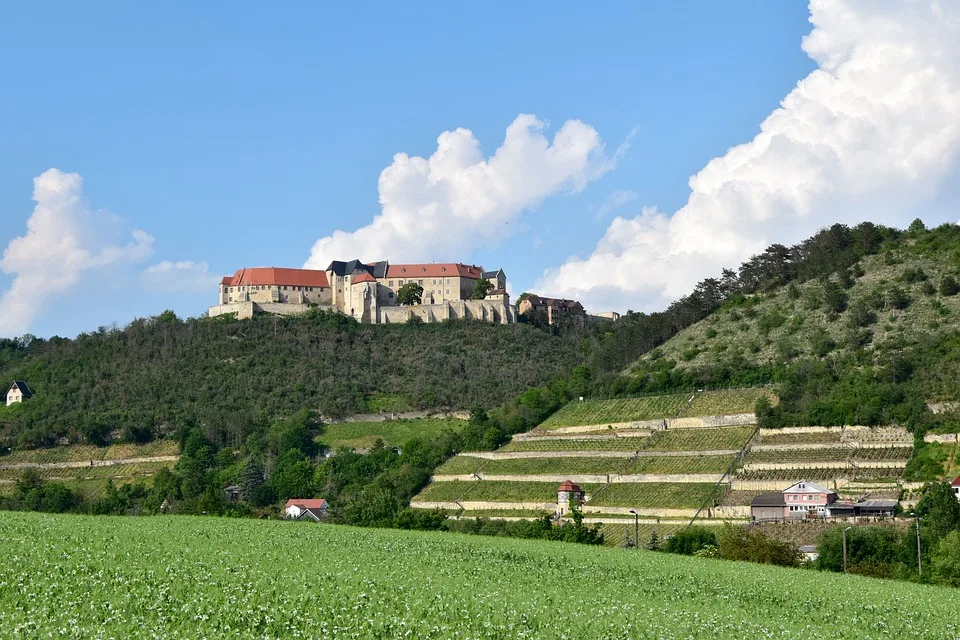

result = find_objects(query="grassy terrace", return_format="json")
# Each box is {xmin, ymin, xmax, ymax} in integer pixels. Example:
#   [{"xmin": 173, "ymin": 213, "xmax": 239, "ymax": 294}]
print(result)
[
  {"xmin": 317, "ymin": 417, "xmax": 466, "ymax": 450},
  {"xmin": 737, "ymin": 467, "xmax": 904, "ymax": 482},
  {"xmin": 757, "ymin": 431, "xmax": 844, "ymax": 445},
  {"xmin": 586, "ymin": 483, "xmax": 719, "ymax": 509},
  {"xmin": 416, "ymin": 480, "xmax": 601, "ymax": 503},
  {"xmin": 436, "ymin": 454, "xmax": 735, "ymax": 477},
  {"xmin": 0, "ymin": 440, "xmax": 179, "ymax": 464},
  {"xmin": 746, "ymin": 447, "xmax": 912, "ymax": 464},
  {"xmin": 5, "ymin": 513, "xmax": 957, "ymax": 638},
  {"xmin": 501, "ymin": 437, "xmax": 650, "ymax": 452},
  {"xmin": 0, "ymin": 461, "xmax": 174, "ymax": 483},
  {"xmin": 679, "ymin": 388, "xmax": 776, "ymax": 417},
  {"xmin": 539, "ymin": 394, "xmax": 691, "ymax": 429},
  {"xmin": 645, "ymin": 426, "xmax": 755, "ymax": 451}
]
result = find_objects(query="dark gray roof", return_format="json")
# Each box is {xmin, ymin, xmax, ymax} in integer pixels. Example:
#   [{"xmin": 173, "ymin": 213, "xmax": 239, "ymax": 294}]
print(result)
[
  {"xmin": 9, "ymin": 380, "xmax": 32, "ymax": 398},
  {"xmin": 372, "ymin": 261, "xmax": 389, "ymax": 279},
  {"xmin": 326, "ymin": 260, "xmax": 375, "ymax": 277},
  {"xmin": 751, "ymin": 493, "xmax": 785, "ymax": 507},
  {"xmin": 297, "ymin": 507, "xmax": 326, "ymax": 522},
  {"xmin": 855, "ymin": 500, "xmax": 898, "ymax": 509},
  {"xmin": 482, "ymin": 269, "xmax": 504, "ymax": 279}
]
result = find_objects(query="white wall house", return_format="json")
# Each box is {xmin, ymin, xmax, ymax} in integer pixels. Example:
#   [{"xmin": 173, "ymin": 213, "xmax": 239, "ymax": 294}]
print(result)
[
  {"xmin": 283, "ymin": 498, "xmax": 328, "ymax": 519},
  {"xmin": 5, "ymin": 381, "xmax": 32, "ymax": 407}
]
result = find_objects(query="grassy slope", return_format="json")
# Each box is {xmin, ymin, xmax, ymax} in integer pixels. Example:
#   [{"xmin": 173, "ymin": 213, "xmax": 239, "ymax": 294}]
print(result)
[
  {"xmin": 2, "ymin": 512, "xmax": 957, "ymax": 639},
  {"xmin": 318, "ymin": 418, "xmax": 467, "ymax": 450},
  {"xmin": 632, "ymin": 245, "xmax": 960, "ymax": 379}
]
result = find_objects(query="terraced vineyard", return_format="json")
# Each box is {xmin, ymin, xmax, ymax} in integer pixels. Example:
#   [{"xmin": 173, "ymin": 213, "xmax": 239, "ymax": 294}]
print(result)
[
  {"xmin": 586, "ymin": 483, "xmax": 719, "ymax": 509},
  {"xmin": 0, "ymin": 440, "xmax": 179, "ymax": 464},
  {"xmin": 539, "ymin": 394, "xmax": 691, "ymax": 428},
  {"xmin": 413, "ymin": 387, "xmax": 917, "ymax": 537},
  {"xmin": 644, "ymin": 426, "xmax": 754, "ymax": 451},
  {"xmin": 680, "ymin": 388, "xmax": 777, "ymax": 417},
  {"xmin": 0, "ymin": 441, "xmax": 180, "ymax": 500}
]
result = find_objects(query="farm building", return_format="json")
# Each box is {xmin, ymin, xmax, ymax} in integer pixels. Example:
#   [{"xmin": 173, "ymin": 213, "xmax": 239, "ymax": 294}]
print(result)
[
  {"xmin": 783, "ymin": 481, "xmax": 838, "ymax": 519},
  {"xmin": 5, "ymin": 380, "xmax": 32, "ymax": 407},
  {"xmin": 750, "ymin": 493, "xmax": 786, "ymax": 520},
  {"xmin": 284, "ymin": 499, "xmax": 328, "ymax": 520}
]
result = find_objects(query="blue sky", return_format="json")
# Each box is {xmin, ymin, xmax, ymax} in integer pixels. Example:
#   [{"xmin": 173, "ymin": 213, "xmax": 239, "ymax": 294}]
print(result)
[{"xmin": 2, "ymin": 2, "xmax": 958, "ymax": 338}]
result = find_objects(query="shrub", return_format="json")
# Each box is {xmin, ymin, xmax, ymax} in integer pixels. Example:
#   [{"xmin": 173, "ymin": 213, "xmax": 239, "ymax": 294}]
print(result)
[{"xmin": 939, "ymin": 275, "xmax": 960, "ymax": 296}]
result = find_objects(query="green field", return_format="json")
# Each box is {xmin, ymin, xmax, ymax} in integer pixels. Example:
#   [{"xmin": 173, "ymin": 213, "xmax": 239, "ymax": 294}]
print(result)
[
  {"xmin": 540, "ymin": 394, "xmax": 691, "ymax": 428},
  {"xmin": 5, "ymin": 512, "xmax": 954, "ymax": 639},
  {"xmin": 317, "ymin": 417, "xmax": 466, "ymax": 449}
]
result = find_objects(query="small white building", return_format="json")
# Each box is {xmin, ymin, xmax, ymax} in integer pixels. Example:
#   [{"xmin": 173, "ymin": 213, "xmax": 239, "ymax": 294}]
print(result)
[
  {"xmin": 5, "ymin": 380, "xmax": 33, "ymax": 407},
  {"xmin": 952, "ymin": 475, "xmax": 960, "ymax": 502},
  {"xmin": 284, "ymin": 498, "xmax": 328, "ymax": 520},
  {"xmin": 557, "ymin": 480, "xmax": 585, "ymax": 516}
]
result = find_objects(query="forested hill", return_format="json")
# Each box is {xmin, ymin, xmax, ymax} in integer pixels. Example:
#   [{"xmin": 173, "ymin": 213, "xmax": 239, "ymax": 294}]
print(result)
[
  {"xmin": 0, "ymin": 312, "xmax": 585, "ymax": 449},
  {"xmin": 618, "ymin": 220, "xmax": 960, "ymax": 430}
]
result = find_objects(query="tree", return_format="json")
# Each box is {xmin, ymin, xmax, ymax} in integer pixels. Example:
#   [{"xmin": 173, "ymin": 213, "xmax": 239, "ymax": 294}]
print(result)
[
  {"xmin": 269, "ymin": 450, "xmax": 316, "ymax": 501},
  {"xmin": 916, "ymin": 482, "xmax": 960, "ymax": 546},
  {"xmin": 239, "ymin": 457, "xmax": 265, "ymax": 502},
  {"xmin": 932, "ymin": 530, "xmax": 960, "ymax": 587},
  {"xmin": 470, "ymin": 278, "xmax": 495, "ymax": 300},
  {"xmin": 908, "ymin": 218, "xmax": 927, "ymax": 234},
  {"xmin": 717, "ymin": 524, "xmax": 802, "ymax": 567},
  {"xmin": 939, "ymin": 275, "xmax": 960, "ymax": 296},
  {"xmin": 660, "ymin": 526, "xmax": 717, "ymax": 555},
  {"xmin": 396, "ymin": 282, "xmax": 423, "ymax": 305}
]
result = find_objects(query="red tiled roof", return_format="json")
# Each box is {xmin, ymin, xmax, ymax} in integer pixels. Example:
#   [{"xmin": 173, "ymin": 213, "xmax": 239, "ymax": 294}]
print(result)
[
  {"xmin": 284, "ymin": 498, "xmax": 328, "ymax": 509},
  {"xmin": 384, "ymin": 263, "xmax": 483, "ymax": 279},
  {"xmin": 952, "ymin": 475, "xmax": 960, "ymax": 487},
  {"xmin": 220, "ymin": 277, "xmax": 232, "ymax": 285},
  {"xmin": 223, "ymin": 268, "xmax": 329, "ymax": 288},
  {"xmin": 558, "ymin": 480, "xmax": 582, "ymax": 492},
  {"xmin": 352, "ymin": 273, "xmax": 376, "ymax": 284}
]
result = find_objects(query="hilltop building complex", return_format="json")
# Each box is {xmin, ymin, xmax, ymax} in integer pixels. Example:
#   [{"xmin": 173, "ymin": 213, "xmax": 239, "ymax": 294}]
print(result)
[{"xmin": 208, "ymin": 260, "xmax": 516, "ymax": 325}]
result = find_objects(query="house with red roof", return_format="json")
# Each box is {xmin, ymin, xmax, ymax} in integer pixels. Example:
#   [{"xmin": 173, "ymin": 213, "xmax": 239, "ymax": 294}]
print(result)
[
  {"xmin": 557, "ymin": 480, "xmax": 585, "ymax": 516},
  {"xmin": 952, "ymin": 475, "xmax": 960, "ymax": 502},
  {"xmin": 284, "ymin": 498, "xmax": 328, "ymax": 521}
]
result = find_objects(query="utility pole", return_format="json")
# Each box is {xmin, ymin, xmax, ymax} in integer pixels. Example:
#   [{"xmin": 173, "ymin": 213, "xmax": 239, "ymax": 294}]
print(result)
[
  {"xmin": 915, "ymin": 514, "xmax": 922, "ymax": 577},
  {"xmin": 843, "ymin": 527, "xmax": 852, "ymax": 573},
  {"xmin": 629, "ymin": 509, "xmax": 639, "ymax": 550}
]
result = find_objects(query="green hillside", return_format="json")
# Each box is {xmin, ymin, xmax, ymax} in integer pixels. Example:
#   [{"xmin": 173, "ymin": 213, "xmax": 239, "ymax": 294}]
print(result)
[
  {"xmin": 0, "ymin": 311, "xmax": 582, "ymax": 449},
  {"xmin": 3, "ymin": 512, "xmax": 958, "ymax": 639}
]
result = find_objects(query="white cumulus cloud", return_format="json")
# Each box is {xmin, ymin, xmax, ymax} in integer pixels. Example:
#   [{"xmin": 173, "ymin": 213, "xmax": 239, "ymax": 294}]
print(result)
[
  {"xmin": 304, "ymin": 114, "xmax": 619, "ymax": 268},
  {"xmin": 142, "ymin": 260, "xmax": 220, "ymax": 294},
  {"xmin": 536, "ymin": 0, "xmax": 960, "ymax": 313},
  {"xmin": 0, "ymin": 169, "xmax": 155, "ymax": 337}
]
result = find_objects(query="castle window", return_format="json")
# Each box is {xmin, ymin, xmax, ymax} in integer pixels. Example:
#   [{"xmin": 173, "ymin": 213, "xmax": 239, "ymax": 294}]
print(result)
[
  {"xmin": 389, "ymin": 281, "xmax": 394, "ymax": 287},
  {"xmin": 418, "ymin": 280, "xmax": 423, "ymax": 285}
]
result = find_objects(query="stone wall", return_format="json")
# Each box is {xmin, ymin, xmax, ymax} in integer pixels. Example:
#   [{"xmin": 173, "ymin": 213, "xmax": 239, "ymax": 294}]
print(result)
[
  {"xmin": 924, "ymin": 433, "xmax": 959, "ymax": 444},
  {"xmin": 377, "ymin": 299, "xmax": 516, "ymax": 325},
  {"xmin": 742, "ymin": 460, "xmax": 907, "ymax": 471},
  {"xmin": 457, "ymin": 449, "xmax": 738, "ymax": 460},
  {"xmin": 208, "ymin": 302, "xmax": 338, "ymax": 319},
  {"xmin": 429, "ymin": 472, "xmax": 728, "ymax": 484},
  {"xmin": 543, "ymin": 413, "xmax": 755, "ymax": 435},
  {"xmin": 410, "ymin": 500, "xmax": 555, "ymax": 511}
]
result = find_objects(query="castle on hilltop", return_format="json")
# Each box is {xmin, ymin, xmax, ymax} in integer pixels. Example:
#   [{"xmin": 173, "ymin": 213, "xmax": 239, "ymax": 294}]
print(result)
[{"xmin": 207, "ymin": 260, "xmax": 516, "ymax": 325}]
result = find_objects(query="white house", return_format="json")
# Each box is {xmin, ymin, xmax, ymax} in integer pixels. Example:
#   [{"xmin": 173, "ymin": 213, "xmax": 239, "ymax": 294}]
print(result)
[
  {"xmin": 284, "ymin": 498, "xmax": 328, "ymax": 520},
  {"xmin": 952, "ymin": 475, "xmax": 960, "ymax": 502},
  {"xmin": 5, "ymin": 380, "xmax": 33, "ymax": 407}
]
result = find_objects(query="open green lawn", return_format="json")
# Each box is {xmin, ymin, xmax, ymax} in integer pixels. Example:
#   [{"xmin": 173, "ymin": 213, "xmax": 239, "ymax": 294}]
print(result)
[
  {"xmin": 2, "ymin": 512, "xmax": 956, "ymax": 639},
  {"xmin": 317, "ymin": 417, "xmax": 466, "ymax": 449}
]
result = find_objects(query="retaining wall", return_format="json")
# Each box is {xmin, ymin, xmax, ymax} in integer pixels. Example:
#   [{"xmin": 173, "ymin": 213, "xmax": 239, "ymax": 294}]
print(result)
[
  {"xmin": 429, "ymin": 472, "xmax": 727, "ymax": 484},
  {"xmin": 742, "ymin": 461, "xmax": 907, "ymax": 471},
  {"xmin": 457, "ymin": 449, "xmax": 738, "ymax": 460},
  {"xmin": 924, "ymin": 433, "xmax": 959, "ymax": 444},
  {"xmin": 411, "ymin": 500, "xmax": 555, "ymax": 511},
  {"xmin": 511, "ymin": 431, "xmax": 653, "ymax": 442}
]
